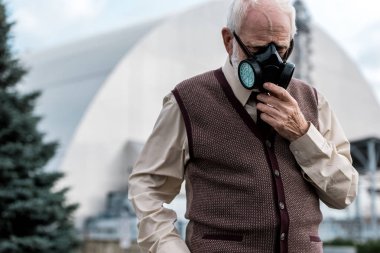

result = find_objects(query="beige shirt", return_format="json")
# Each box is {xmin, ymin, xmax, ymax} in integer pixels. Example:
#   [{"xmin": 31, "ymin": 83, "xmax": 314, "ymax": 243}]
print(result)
[{"xmin": 128, "ymin": 59, "xmax": 359, "ymax": 253}]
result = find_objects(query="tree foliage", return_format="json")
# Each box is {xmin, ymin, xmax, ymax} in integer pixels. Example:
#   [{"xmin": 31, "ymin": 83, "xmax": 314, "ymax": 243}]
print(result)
[{"xmin": 0, "ymin": 1, "xmax": 79, "ymax": 252}]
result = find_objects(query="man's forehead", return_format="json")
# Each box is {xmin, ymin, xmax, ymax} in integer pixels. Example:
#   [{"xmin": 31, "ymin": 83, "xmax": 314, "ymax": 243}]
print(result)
[{"xmin": 241, "ymin": 4, "xmax": 291, "ymax": 35}]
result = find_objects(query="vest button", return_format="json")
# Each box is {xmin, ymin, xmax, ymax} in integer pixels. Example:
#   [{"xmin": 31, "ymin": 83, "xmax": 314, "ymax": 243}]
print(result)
[
  {"xmin": 265, "ymin": 140, "xmax": 271, "ymax": 148},
  {"xmin": 274, "ymin": 170, "xmax": 280, "ymax": 177},
  {"xmin": 279, "ymin": 202, "xmax": 285, "ymax": 210},
  {"xmin": 280, "ymin": 233, "xmax": 286, "ymax": 241}
]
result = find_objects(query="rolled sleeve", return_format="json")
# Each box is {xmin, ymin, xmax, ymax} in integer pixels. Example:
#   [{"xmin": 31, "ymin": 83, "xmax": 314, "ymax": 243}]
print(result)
[
  {"xmin": 290, "ymin": 124, "xmax": 331, "ymax": 167},
  {"xmin": 289, "ymin": 91, "xmax": 359, "ymax": 209},
  {"xmin": 128, "ymin": 93, "xmax": 190, "ymax": 253}
]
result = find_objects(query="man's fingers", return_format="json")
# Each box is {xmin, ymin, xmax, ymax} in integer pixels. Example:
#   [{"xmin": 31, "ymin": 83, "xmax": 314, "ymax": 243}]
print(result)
[
  {"xmin": 260, "ymin": 112, "xmax": 278, "ymax": 127},
  {"xmin": 256, "ymin": 102, "xmax": 284, "ymax": 121},
  {"xmin": 263, "ymin": 82, "xmax": 291, "ymax": 102},
  {"xmin": 257, "ymin": 93, "xmax": 284, "ymax": 110}
]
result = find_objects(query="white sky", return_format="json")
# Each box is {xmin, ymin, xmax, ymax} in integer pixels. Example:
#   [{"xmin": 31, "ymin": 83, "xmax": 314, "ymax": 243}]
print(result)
[{"xmin": 6, "ymin": 0, "xmax": 380, "ymax": 100}]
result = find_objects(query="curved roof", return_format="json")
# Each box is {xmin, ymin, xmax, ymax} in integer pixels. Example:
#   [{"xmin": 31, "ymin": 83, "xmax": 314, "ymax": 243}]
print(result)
[
  {"xmin": 310, "ymin": 26, "xmax": 380, "ymax": 142},
  {"xmin": 20, "ymin": 0, "xmax": 380, "ymax": 225},
  {"xmin": 20, "ymin": 20, "xmax": 159, "ymax": 171}
]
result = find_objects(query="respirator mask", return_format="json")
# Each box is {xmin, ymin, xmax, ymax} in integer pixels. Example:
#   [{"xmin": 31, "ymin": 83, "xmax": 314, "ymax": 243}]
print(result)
[{"xmin": 233, "ymin": 31, "xmax": 295, "ymax": 91}]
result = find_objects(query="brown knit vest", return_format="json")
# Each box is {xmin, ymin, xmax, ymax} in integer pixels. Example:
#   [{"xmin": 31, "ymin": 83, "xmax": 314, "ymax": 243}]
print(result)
[{"xmin": 172, "ymin": 68, "xmax": 323, "ymax": 253}]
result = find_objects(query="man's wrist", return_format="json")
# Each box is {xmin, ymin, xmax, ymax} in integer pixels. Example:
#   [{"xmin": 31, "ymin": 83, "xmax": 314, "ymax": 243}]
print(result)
[
  {"xmin": 288, "ymin": 120, "xmax": 310, "ymax": 142},
  {"xmin": 299, "ymin": 121, "xmax": 310, "ymax": 138}
]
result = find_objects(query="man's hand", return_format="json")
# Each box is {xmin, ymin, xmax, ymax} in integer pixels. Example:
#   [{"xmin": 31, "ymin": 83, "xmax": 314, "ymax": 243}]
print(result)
[{"xmin": 256, "ymin": 82, "xmax": 309, "ymax": 141}]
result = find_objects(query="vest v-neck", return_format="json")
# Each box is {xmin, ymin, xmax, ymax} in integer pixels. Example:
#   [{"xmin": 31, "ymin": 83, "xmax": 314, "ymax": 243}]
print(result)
[{"xmin": 214, "ymin": 68, "xmax": 271, "ymax": 142}]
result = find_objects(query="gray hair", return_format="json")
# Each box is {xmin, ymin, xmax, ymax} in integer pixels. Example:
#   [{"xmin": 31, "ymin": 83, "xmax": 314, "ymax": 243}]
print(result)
[{"xmin": 226, "ymin": 0, "xmax": 297, "ymax": 38}]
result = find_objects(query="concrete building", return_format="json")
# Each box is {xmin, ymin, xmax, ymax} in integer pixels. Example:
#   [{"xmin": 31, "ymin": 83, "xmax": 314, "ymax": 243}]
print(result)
[{"xmin": 19, "ymin": 0, "xmax": 380, "ymax": 246}]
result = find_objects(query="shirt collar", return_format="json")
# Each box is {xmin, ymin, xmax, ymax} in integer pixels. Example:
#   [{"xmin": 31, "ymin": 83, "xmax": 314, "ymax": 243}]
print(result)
[{"xmin": 222, "ymin": 57, "xmax": 253, "ymax": 106}]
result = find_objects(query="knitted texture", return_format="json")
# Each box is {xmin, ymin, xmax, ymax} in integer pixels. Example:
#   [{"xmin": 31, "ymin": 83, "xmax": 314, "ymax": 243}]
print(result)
[{"xmin": 173, "ymin": 69, "xmax": 323, "ymax": 253}]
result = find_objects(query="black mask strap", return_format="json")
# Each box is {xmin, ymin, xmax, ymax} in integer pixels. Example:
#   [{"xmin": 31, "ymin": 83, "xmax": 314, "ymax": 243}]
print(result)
[
  {"xmin": 232, "ymin": 31, "xmax": 253, "ymax": 57},
  {"xmin": 283, "ymin": 39, "xmax": 294, "ymax": 61}
]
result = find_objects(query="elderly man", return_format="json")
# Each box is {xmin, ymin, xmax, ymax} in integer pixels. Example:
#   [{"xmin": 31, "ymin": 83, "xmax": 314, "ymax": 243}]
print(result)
[{"xmin": 128, "ymin": 0, "xmax": 359, "ymax": 252}]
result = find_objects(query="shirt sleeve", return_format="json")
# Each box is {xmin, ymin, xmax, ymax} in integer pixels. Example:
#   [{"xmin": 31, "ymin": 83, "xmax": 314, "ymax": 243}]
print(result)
[
  {"xmin": 128, "ymin": 93, "xmax": 191, "ymax": 253},
  {"xmin": 289, "ymin": 90, "xmax": 359, "ymax": 209}
]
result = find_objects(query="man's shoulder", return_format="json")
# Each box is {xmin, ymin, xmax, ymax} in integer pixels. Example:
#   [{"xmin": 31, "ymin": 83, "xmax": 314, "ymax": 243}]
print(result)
[
  {"xmin": 288, "ymin": 78, "xmax": 319, "ymax": 105},
  {"xmin": 175, "ymin": 68, "xmax": 220, "ymax": 89},
  {"xmin": 289, "ymin": 78, "xmax": 312, "ymax": 88},
  {"xmin": 289, "ymin": 78, "xmax": 317, "ymax": 94}
]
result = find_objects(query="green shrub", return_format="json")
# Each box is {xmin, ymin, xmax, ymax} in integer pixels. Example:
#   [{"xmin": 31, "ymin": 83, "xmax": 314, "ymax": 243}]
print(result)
[
  {"xmin": 324, "ymin": 238, "xmax": 380, "ymax": 253},
  {"xmin": 357, "ymin": 240, "xmax": 380, "ymax": 253},
  {"xmin": 324, "ymin": 238, "xmax": 356, "ymax": 246}
]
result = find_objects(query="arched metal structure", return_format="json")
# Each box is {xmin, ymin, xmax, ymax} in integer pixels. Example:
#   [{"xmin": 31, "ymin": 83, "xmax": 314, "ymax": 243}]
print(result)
[{"xmin": 20, "ymin": 0, "xmax": 380, "ymax": 240}]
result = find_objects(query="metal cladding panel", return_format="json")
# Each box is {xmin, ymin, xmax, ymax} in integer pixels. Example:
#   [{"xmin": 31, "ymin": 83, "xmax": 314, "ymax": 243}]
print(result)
[
  {"xmin": 310, "ymin": 25, "xmax": 380, "ymax": 141},
  {"xmin": 19, "ymin": 20, "xmax": 159, "ymax": 171}
]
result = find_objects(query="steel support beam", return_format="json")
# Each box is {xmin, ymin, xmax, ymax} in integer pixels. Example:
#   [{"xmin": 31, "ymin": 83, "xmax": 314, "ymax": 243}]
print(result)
[{"xmin": 367, "ymin": 140, "xmax": 378, "ymax": 238}]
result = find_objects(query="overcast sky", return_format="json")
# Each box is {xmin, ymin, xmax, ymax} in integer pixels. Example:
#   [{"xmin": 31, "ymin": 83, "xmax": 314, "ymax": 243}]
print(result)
[{"xmin": 6, "ymin": 0, "xmax": 380, "ymax": 100}]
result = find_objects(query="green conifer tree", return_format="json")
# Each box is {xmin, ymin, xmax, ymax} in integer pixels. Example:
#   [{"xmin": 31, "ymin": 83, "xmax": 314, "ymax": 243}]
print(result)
[{"xmin": 0, "ymin": 1, "xmax": 79, "ymax": 252}]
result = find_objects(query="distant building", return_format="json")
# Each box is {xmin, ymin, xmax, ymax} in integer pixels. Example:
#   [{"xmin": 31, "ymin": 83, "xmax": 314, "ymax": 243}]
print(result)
[
  {"xmin": 83, "ymin": 191, "xmax": 137, "ymax": 248},
  {"xmin": 20, "ymin": 0, "xmax": 380, "ymax": 247}
]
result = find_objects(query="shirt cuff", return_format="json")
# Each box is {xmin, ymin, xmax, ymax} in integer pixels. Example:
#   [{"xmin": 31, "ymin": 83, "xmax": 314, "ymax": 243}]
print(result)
[
  {"xmin": 289, "ymin": 123, "xmax": 331, "ymax": 167},
  {"xmin": 157, "ymin": 238, "xmax": 191, "ymax": 253}
]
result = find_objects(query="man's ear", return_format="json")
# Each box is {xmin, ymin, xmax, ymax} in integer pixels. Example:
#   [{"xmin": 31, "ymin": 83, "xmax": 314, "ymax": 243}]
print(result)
[
  {"xmin": 222, "ymin": 27, "xmax": 234, "ymax": 56},
  {"xmin": 283, "ymin": 39, "xmax": 294, "ymax": 61}
]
